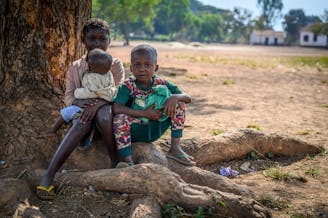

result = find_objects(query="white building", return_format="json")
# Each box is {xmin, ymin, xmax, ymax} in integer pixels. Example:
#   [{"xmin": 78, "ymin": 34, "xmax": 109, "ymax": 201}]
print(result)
[
  {"xmin": 300, "ymin": 25, "xmax": 328, "ymax": 47},
  {"xmin": 250, "ymin": 30, "xmax": 284, "ymax": 45}
]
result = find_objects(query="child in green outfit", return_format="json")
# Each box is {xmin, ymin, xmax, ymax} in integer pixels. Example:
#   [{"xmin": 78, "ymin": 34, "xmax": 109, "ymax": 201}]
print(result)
[{"xmin": 113, "ymin": 44, "xmax": 195, "ymax": 166}]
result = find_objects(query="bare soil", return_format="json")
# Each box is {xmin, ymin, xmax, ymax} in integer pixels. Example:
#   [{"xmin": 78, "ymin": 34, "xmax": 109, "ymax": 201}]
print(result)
[
  {"xmin": 2, "ymin": 42, "xmax": 328, "ymax": 217},
  {"xmin": 110, "ymin": 42, "xmax": 328, "ymax": 218}
]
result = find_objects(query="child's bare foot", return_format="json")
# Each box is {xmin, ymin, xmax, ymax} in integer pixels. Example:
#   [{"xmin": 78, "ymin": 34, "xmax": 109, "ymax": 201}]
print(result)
[
  {"xmin": 167, "ymin": 149, "xmax": 196, "ymax": 166},
  {"xmin": 37, "ymin": 130, "xmax": 57, "ymax": 138}
]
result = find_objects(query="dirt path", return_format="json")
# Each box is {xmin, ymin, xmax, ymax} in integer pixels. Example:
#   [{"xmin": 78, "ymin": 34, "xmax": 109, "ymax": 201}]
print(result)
[{"xmin": 110, "ymin": 42, "xmax": 328, "ymax": 217}]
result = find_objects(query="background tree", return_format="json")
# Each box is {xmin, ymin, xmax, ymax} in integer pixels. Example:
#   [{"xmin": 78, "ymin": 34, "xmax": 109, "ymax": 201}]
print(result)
[
  {"xmin": 311, "ymin": 23, "xmax": 328, "ymax": 36},
  {"xmin": 165, "ymin": 0, "xmax": 192, "ymax": 40},
  {"xmin": 197, "ymin": 13, "xmax": 223, "ymax": 42},
  {"xmin": 153, "ymin": 0, "xmax": 171, "ymax": 35},
  {"xmin": 321, "ymin": 9, "xmax": 328, "ymax": 22},
  {"xmin": 230, "ymin": 7, "xmax": 253, "ymax": 43},
  {"xmin": 283, "ymin": 9, "xmax": 307, "ymax": 45},
  {"xmin": 93, "ymin": 0, "xmax": 159, "ymax": 45},
  {"xmin": 257, "ymin": 0, "xmax": 283, "ymax": 29}
]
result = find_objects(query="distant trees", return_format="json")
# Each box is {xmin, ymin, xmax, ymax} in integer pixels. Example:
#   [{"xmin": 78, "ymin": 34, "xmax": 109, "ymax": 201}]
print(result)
[
  {"xmin": 283, "ymin": 9, "xmax": 325, "ymax": 45},
  {"xmin": 257, "ymin": 0, "xmax": 283, "ymax": 29},
  {"xmin": 93, "ymin": 0, "xmax": 159, "ymax": 45},
  {"xmin": 91, "ymin": 0, "xmax": 325, "ymax": 45},
  {"xmin": 283, "ymin": 9, "xmax": 307, "ymax": 45},
  {"xmin": 227, "ymin": 8, "xmax": 253, "ymax": 43}
]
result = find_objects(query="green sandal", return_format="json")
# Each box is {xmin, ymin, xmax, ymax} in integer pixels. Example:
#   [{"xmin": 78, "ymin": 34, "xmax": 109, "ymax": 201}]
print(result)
[{"xmin": 36, "ymin": 185, "xmax": 56, "ymax": 200}]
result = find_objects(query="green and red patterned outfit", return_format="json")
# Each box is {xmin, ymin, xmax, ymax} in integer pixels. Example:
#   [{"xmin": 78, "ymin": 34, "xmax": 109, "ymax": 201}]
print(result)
[{"xmin": 113, "ymin": 75, "xmax": 186, "ymax": 158}]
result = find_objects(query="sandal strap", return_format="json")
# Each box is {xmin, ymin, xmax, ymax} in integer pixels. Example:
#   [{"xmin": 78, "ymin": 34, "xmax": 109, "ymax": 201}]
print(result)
[{"xmin": 36, "ymin": 185, "xmax": 55, "ymax": 193}]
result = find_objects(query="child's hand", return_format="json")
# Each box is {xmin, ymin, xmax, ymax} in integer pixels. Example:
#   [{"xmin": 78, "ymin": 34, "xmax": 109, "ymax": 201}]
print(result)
[
  {"xmin": 80, "ymin": 105, "xmax": 98, "ymax": 124},
  {"xmin": 144, "ymin": 104, "xmax": 161, "ymax": 120},
  {"xmin": 163, "ymin": 96, "xmax": 178, "ymax": 117}
]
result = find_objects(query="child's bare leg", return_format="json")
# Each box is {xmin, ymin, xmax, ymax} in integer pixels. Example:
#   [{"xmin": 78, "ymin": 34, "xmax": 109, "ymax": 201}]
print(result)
[
  {"xmin": 38, "ymin": 116, "xmax": 66, "ymax": 138},
  {"xmin": 39, "ymin": 118, "xmax": 92, "ymax": 189},
  {"xmin": 166, "ymin": 102, "xmax": 195, "ymax": 166},
  {"xmin": 96, "ymin": 105, "xmax": 119, "ymax": 168}
]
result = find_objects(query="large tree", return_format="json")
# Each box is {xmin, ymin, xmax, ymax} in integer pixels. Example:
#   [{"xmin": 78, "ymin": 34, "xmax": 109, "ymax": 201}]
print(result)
[
  {"xmin": 0, "ymin": 0, "xmax": 91, "ymax": 165},
  {"xmin": 257, "ymin": 0, "xmax": 283, "ymax": 29}
]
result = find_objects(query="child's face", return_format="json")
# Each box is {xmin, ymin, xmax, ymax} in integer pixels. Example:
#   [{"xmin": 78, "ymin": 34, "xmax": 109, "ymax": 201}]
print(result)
[
  {"xmin": 130, "ymin": 53, "xmax": 158, "ymax": 85},
  {"xmin": 83, "ymin": 29, "xmax": 109, "ymax": 52}
]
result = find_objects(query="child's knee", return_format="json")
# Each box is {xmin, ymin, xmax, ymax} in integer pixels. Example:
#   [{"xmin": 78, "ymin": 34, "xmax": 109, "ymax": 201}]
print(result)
[{"xmin": 96, "ymin": 105, "xmax": 113, "ymax": 123}]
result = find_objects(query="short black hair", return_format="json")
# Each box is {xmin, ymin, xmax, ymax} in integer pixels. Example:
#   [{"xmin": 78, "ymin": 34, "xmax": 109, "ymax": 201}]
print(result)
[
  {"xmin": 131, "ymin": 44, "xmax": 157, "ymax": 64},
  {"xmin": 87, "ymin": 48, "xmax": 113, "ymax": 70},
  {"xmin": 82, "ymin": 18, "xmax": 110, "ymax": 40}
]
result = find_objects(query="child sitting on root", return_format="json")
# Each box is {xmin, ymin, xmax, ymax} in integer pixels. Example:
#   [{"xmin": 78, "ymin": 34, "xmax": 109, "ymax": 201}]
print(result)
[{"xmin": 113, "ymin": 44, "xmax": 195, "ymax": 167}]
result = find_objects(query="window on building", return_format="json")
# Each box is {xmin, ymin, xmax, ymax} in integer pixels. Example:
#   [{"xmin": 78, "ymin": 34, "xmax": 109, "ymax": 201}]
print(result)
[
  {"xmin": 314, "ymin": 34, "xmax": 317, "ymax": 42},
  {"xmin": 303, "ymin": 35, "xmax": 309, "ymax": 42}
]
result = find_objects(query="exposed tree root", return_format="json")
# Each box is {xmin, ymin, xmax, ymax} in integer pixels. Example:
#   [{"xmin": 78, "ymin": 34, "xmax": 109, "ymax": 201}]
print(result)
[
  {"xmin": 33, "ymin": 164, "xmax": 271, "ymax": 217},
  {"xmin": 180, "ymin": 128, "xmax": 321, "ymax": 166},
  {"xmin": 11, "ymin": 129, "xmax": 321, "ymax": 217},
  {"xmin": 132, "ymin": 142, "xmax": 251, "ymax": 197}
]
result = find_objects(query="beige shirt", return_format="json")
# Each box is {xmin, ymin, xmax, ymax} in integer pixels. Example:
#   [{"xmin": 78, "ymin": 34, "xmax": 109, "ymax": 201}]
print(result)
[
  {"xmin": 74, "ymin": 71, "xmax": 117, "ymax": 102},
  {"xmin": 64, "ymin": 55, "xmax": 125, "ymax": 106}
]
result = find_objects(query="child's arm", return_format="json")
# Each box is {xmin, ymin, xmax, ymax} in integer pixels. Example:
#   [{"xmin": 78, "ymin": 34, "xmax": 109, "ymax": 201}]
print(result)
[
  {"xmin": 113, "ymin": 102, "xmax": 162, "ymax": 121},
  {"xmin": 162, "ymin": 93, "xmax": 191, "ymax": 117}
]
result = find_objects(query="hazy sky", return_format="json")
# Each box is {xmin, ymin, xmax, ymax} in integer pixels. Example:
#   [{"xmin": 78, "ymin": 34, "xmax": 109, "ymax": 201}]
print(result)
[{"xmin": 198, "ymin": 0, "xmax": 327, "ymax": 31}]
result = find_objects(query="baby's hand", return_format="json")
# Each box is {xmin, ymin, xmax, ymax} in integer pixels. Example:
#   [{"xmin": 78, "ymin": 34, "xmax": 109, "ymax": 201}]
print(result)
[{"xmin": 144, "ymin": 104, "xmax": 161, "ymax": 121}]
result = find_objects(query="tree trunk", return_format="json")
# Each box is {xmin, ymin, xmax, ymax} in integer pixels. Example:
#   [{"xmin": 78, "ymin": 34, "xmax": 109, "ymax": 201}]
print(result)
[
  {"xmin": 0, "ymin": 0, "xmax": 91, "ymax": 165},
  {"xmin": 120, "ymin": 23, "xmax": 130, "ymax": 46}
]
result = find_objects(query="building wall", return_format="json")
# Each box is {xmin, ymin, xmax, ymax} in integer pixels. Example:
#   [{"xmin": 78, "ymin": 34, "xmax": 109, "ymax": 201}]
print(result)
[
  {"xmin": 250, "ymin": 33, "xmax": 284, "ymax": 45},
  {"xmin": 300, "ymin": 31, "xmax": 327, "ymax": 47}
]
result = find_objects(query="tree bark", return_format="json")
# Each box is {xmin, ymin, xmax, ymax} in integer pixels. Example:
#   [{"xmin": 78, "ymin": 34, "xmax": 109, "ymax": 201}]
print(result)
[{"xmin": 0, "ymin": 0, "xmax": 91, "ymax": 164}]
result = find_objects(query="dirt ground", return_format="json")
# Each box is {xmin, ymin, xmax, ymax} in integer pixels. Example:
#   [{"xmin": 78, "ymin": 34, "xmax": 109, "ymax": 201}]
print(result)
[
  {"xmin": 2, "ymin": 42, "xmax": 328, "ymax": 217},
  {"xmin": 110, "ymin": 42, "xmax": 328, "ymax": 218}
]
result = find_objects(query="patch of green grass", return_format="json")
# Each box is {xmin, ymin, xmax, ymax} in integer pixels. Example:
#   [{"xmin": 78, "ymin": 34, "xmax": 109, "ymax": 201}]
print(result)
[
  {"xmin": 285, "ymin": 56, "xmax": 328, "ymax": 68},
  {"xmin": 258, "ymin": 195, "xmax": 288, "ymax": 210},
  {"xmin": 213, "ymin": 193, "xmax": 227, "ymax": 208},
  {"xmin": 246, "ymin": 124, "xmax": 262, "ymax": 131},
  {"xmin": 247, "ymin": 149, "xmax": 259, "ymax": 160},
  {"xmin": 173, "ymin": 54, "xmax": 274, "ymax": 69},
  {"xmin": 289, "ymin": 211, "xmax": 316, "ymax": 218},
  {"xmin": 305, "ymin": 167, "xmax": 320, "ymax": 178},
  {"xmin": 187, "ymin": 75, "xmax": 198, "ymax": 79},
  {"xmin": 162, "ymin": 203, "xmax": 185, "ymax": 218},
  {"xmin": 320, "ymin": 104, "xmax": 328, "ymax": 108},
  {"xmin": 297, "ymin": 130, "xmax": 310, "ymax": 135},
  {"xmin": 222, "ymin": 79, "xmax": 235, "ymax": 85},
  {"xmin": 212, "ymin": 129, "xmax": 224, "ymax": 136},
  {"xmin": 264, "ymin": 167, "xmax": 294, "ymax": 181}
]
